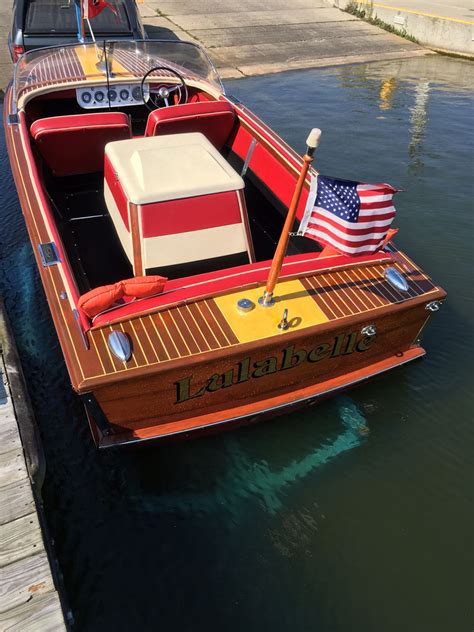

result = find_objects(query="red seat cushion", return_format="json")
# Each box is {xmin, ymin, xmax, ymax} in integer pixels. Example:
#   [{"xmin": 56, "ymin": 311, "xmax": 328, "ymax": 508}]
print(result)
[
  {"xmin": 78, "ymin": 283, "xmax": 124, "ymax": 319},
  {"xmin": 30, "ymin": 112, "xmax": 131, "ymax": 177},
  {"xmin": 144, "ymin": 101, "xmax": 236, "ymax": 148},
  {"xmin": 121, "ymin": 276, "xmax": 167, "ymax": 299}
]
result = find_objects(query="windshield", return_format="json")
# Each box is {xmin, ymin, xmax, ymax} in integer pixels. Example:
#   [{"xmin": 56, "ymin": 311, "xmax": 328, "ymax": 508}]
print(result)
[
  {"xmin": 13, "ymin": 40, "xmax": 224, "ymax": 111},
  {"xmin": 24, "ymin": 0, "xmax": 131, "ymax": 35}
]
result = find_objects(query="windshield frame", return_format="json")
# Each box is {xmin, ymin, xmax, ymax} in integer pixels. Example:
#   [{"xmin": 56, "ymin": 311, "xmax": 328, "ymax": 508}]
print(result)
[{"xmin": 11, "ymin": 39, "xmax": 225, "ymax": 116}]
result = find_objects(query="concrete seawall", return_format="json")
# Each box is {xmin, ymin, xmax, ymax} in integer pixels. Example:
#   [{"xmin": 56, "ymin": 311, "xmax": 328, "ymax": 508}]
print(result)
[{"xmin": 327, "ymin": 0, "xmax": 474, "ymax": 58}]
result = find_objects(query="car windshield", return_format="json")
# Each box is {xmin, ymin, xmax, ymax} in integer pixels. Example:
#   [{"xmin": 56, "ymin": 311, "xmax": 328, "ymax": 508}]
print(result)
[
  {"xmin": 24, "ymin": 0, "xmax": 131, "ymax": 35},
  {"xmin": 13, "ymin": 40, "xmax": 224, "ymax": 111}
]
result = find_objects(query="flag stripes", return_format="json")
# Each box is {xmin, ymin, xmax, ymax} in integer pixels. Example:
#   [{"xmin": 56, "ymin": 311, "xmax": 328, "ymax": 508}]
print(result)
[{"xmin": 298, "ymin": 175, "xmax": 398, "ymax": 256}]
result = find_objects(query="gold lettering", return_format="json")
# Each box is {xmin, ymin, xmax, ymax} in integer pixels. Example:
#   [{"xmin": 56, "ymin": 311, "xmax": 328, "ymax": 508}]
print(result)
[
  {"xmin": 356, "ymin": 335, "xmax": 376, "ymax": 351},
  {"xmin": 206, "ymin": 369, "xmax": 234, "ymax": 392},
  {"xmin": 237, "ymin": 357, "xmax": 250, "ymax": 383},
  {"xmin": 342, "ymin": 332, "xmax": 358, "ymax": 355},
  {"xmin": 281, "ymin": 345, "xmax": 307, "ymax": 370},
  {"xmin": 174, "ymin": 377, "xmax": 205, "ymax": 404},
  {"xmin": 252, "ymin": 357, "xmax": 278, "ymax": 378},
  {"xmin": 308, "ymin": 343, "xmax": 331, "ymax": 362},
  {"xmin": 331, "ymin": 334, "xmax": 346, "ymax": 357}
]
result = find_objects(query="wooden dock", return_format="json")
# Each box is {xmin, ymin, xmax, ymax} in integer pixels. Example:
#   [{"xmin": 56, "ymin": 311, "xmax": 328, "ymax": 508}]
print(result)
[{"xmin": 0, "ymin": 301, "xmax": 67, "ymax": 630}]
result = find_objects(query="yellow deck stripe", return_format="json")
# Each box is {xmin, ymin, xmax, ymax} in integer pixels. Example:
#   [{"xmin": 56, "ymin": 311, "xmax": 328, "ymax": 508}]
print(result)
[{"xmin": 214, "ymin": 279, "xmax": 329, "ymax": 344}]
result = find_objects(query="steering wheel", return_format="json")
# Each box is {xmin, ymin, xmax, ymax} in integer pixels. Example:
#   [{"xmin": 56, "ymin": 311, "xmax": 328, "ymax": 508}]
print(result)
[{"xmin": 140, "ymin": 66, "xmax": 188, "ymax": 112}]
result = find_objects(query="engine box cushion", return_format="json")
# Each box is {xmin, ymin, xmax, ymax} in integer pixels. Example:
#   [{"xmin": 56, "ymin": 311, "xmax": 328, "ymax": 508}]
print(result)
[{"xmin": 30, "ymin": 112, "xmax": 131, "ymax": 176}]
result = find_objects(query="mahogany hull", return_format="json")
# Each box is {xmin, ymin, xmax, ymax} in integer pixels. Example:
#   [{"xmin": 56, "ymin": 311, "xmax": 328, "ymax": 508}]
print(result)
[
  {"xmin": 90, "ymin": 298, "xmax": 437, "ymax": 447},
  {"xmin": 4, "ymin": 81, "xmax": 446, "ymax": 449}
]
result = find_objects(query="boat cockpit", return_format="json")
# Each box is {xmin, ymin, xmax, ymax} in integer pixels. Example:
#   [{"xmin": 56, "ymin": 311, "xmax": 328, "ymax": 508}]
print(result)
[{"xmin": 11, "ymin": 40, "xmax": 321, "ymax": 326}]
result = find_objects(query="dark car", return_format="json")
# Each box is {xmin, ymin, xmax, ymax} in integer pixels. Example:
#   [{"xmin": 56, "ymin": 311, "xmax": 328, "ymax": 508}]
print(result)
[{"xmin": 8, "ymin": 0, "xmax": 146, "ymax": 62}]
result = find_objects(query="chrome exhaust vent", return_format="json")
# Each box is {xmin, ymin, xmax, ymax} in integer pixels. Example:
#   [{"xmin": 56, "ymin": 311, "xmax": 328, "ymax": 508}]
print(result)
[
  {"xmin": 108, "ymin": 330, "xmax": 131, "ymax": 362},
  {"xmin": 384, "ymin": 266, "xmax": 409, "ymax": 293}
]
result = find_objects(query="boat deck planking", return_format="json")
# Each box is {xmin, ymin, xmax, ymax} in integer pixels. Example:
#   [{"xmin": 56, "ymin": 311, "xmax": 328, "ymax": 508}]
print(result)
[{"xmin": 86, "ymin": 252, "xmax": 439, "ymax": 385}]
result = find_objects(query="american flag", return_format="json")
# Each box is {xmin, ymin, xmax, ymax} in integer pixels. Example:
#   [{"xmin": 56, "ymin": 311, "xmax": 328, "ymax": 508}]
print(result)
[{"xmin": 298, "ymin": 175, "xmax": 398, "ymax": 256}]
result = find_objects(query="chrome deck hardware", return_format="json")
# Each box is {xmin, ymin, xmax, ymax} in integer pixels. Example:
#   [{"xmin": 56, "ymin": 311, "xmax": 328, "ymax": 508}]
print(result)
[
  {"xmin": 38, "ymin": 242, "xmax": 60, "ymax": 267},
  {"xmin": 237, "ymin": 298, "xmax": 255, "ymax": 313},
  {"xmin": 426, "ymin": 300, "xmax": 442, "ymax": 312},
  {"xmin": 384, "ymin": 266, "xmax": 409, "ymax": 293},
  {"xmin": 278, "ymin": 309, "xmax": 289, "ymax": 331},
  {"xmin": 108, "ymin": 331, "xmax": 131, "ymax": 362},
  {"xmin": 361, "ymin": 324, "xmax": 377, "ymax": 337}
]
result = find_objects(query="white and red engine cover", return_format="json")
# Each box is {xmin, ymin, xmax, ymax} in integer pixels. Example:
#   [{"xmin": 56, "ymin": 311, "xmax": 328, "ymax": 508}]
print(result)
[{"xmin": 104, "ymin": 132, "xmax": 252, "ymax": 275}]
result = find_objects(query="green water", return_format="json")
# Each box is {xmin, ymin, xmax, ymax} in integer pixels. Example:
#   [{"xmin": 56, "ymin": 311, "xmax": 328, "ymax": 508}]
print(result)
[{"xmin": 0, "ymin": 55, "xmax": 473, "ymax": 631}]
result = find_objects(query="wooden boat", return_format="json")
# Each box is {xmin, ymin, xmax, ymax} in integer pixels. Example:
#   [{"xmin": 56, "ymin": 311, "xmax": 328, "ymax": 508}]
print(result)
[{"xmin": 4, "ymin": 40, "xmax": 446, "ymax": 447}]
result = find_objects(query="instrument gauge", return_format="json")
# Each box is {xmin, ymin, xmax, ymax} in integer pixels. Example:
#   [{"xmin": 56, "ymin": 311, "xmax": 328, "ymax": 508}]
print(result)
[
  {"xmin": 81, "ymin": 91, "xmax": 92, "ymax": 104},
  {"xmin": 132, "ymin": 86, "xmax": 142, "ymax": 101},
  {"xmin": 107, "ymin": 89, "xmax": 117, "ymax": 102},
  {"xmin": 94, "ymin": 90, "xmax": 105, "ymax": 103},
  {"xmin": 119, "ymin": 89, "xmax": 130, "ymax": 101}
]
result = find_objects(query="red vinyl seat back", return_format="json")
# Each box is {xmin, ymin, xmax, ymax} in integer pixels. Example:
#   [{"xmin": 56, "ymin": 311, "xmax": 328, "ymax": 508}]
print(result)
[
  {"xmin": 144, "ymin": 101, "xmax": 236, "ymax": 148},
  {"xmin": 30, "ymin": 112, "xmax": 132, "ymax": 177}
]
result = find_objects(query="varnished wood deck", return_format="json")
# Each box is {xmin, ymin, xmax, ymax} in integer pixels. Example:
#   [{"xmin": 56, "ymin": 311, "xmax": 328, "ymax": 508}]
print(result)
[
  {"xmin": 86, "ymin": 250, "xmax": 438, "ymax": 383},
  {"xmin": 0, "ymin": 308, "xmax": 66, "ymax": 630}
]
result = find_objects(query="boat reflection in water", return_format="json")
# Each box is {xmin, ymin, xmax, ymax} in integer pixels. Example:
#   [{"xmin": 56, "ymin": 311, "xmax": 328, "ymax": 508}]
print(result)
[
  {"xmin": 130, "ymin": 396, "xmax": 370, "ymax": 521},
  {"xmin": 4, "ymin": 40, "xmax": 446, "ymax": 447}
]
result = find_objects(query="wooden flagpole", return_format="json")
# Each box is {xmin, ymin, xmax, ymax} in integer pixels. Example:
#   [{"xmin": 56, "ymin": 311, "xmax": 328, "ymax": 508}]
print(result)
[
  {"xmin": 259, "ymin": 128, "xmax": 321, "ymax": 307},
  {"xmin": 79, "ymin": 0, "xmax": 86, "ymax": 42}
]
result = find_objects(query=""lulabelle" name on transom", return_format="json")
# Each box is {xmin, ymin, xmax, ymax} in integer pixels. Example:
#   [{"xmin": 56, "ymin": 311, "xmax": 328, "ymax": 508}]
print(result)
[{"xmin": 174, "ymin": 331, "xmax": 376, "ymax": 404}]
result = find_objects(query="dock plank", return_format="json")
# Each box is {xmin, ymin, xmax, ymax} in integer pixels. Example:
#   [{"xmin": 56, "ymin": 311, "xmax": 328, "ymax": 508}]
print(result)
[
  {"xmin": 0, "ymin": 592, "xmax": 65, "ymax": 631},
  {"xmin": 0, "ymin": 449, "xmax": 28, "ymax": 488},
  {"xmin": 0, "ymin": 418, "xmax": 22, "ymax": 455},
  {"xmin": 0, "ymin": 479, "xmax": 35, "ymax": 526},
  {"xmin": 0, "ymin": 307, "xmax": 67, "ymax": 629},
  {"xmin": 0, "ymin": 512, "xmax": 43, "ymax": 569},
  {"xmin": 0, "ymin": 552, "xmax": 54, "ymax": 613}
]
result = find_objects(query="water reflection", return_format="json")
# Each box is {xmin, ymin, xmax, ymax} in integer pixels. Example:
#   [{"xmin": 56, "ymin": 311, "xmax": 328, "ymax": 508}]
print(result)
[
  {"xmin": 128, "ymin": 397, "xmax": 369, "ymax": 522},
  {"xmin": 408, "ymin": 80, "xmax": 431, "ymax": 173},
  {"xmin": 379, "ymin": 77, "xmax": 398, "ymax": 110}
]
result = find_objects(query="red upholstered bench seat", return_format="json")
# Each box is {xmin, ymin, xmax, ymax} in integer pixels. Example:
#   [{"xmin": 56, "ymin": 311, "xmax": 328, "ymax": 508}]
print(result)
[
  {"xmin": 30, "ymin": 112, "xmax": 131, "ymax": 177},
  {"xmin": 144, "ymin": 100, "xmax": 236, "ymax": 148},
  {"xmin": 91, "ymin": 251, "xmax": 390, "ymax": 326}
]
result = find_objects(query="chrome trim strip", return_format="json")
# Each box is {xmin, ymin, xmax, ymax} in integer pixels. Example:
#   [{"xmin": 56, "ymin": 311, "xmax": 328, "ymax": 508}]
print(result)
[{"xmin": 241, "ymin": 138, "xmax": 257, "ymax": 177}]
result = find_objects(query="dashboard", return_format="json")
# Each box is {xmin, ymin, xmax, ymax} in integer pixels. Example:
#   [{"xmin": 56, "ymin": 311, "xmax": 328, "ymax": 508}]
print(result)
[{"xmin": 76, "ymin": 83, "xmax": 150, "ymax": 109}]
